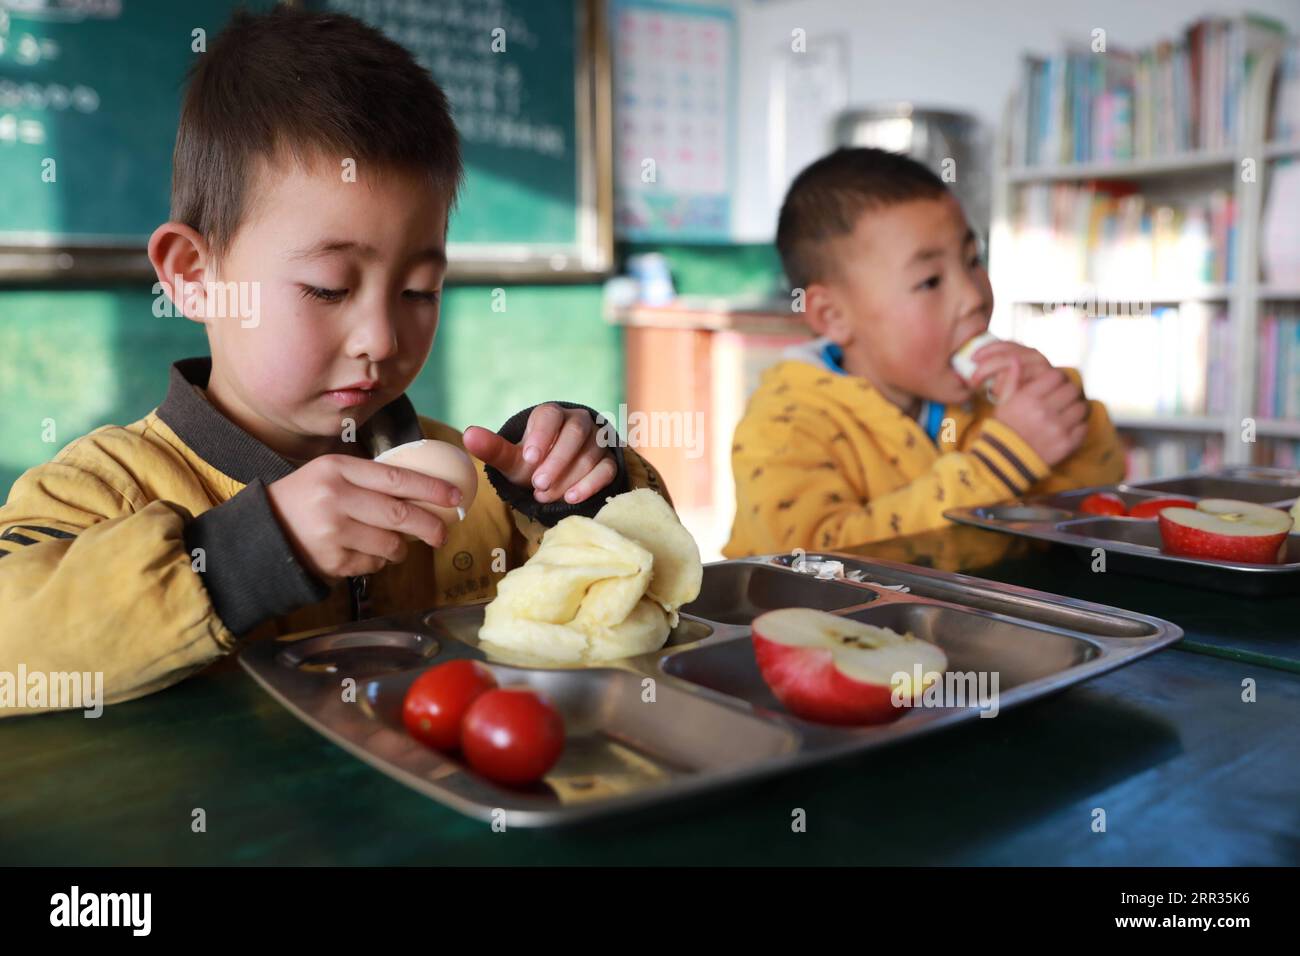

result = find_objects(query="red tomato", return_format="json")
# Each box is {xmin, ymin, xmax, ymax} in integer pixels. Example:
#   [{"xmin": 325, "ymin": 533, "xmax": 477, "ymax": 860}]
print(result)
[
  {"xmin": 1128, "ymin": 497, "xmax": 1196, "ymax": 519},
  {"xmin": 402, "ymin": 660, "xmax": 497, "ymax": 751},
  {"xmin": 1079, "ymin": 492, "xmax": 1127, "ymax": 516},
  {"xmin": 461, "ymin": 688, "xmax": 565, "ymax": 786}
]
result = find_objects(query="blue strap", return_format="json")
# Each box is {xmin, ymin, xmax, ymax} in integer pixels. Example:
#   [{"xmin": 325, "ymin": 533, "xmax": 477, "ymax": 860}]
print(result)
[
  {"xmin": 819, "ymin": 341, "xmax": 847, "ymax": 375},
  {"xmin": 922, "ymin": 400, "xmax": 945, "ymax": 443}
]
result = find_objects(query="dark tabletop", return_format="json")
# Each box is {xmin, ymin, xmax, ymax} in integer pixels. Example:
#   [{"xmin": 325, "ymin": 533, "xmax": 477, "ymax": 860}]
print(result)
[{"xmin": 3, "ymin": 526, "xmax": 1298, "ymax": 865}]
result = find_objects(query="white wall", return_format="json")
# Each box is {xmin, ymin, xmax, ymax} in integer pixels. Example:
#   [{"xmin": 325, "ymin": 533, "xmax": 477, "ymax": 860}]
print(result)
[{"xmin": 733, "ymin": 0, "xmax": 1300, "ymax": 241}]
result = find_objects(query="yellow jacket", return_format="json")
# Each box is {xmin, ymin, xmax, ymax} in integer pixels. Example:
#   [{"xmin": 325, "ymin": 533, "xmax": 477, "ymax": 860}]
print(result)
[
  {"xmin": 0, "ymin": 357, "xmax": 670, "ymax": 718},
  {"xmin": 723, "ymin": 347, "xmax": 1124, "ymax": 557}
]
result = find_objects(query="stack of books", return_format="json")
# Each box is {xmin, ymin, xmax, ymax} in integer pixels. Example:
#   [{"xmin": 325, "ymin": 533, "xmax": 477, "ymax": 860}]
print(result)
[
  {"xmin": 1011, "ymin": 14, "xmax": 1288, "ymax": 166},
  {"xmin": 1007, "ymin": 182, "xmax": 1235, "ymax": 293}
]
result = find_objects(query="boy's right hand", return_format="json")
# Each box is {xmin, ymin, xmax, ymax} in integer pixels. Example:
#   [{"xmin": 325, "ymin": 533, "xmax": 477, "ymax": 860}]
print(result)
[
  {"xmin": 991, "ymin": 360, "xmax": 1089, "ymax": 468},
  {"xmin": 265, "ymin": 455, "xmax": 460, "ymax": 584}
]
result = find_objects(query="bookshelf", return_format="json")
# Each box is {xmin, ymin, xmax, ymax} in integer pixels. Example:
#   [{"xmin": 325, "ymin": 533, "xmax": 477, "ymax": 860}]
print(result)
[
  {"xmin": 1109, "ymin": 414, "xmax": 1226, "ymax": 433},
  {"xmin": 1264, "ymin": 140, "xmax": 1300, "ymax": 159},
  {"xmin": 1258, "ymin": 418, "xmax": 1300, "ymax": 439},
  {"xmin": 1004, "ymin": 149, "xmax": 1237, "ymax": 183},
  {"xmin": 991, "ymin": 23, "xmax": 1300, "ymax": 477}
]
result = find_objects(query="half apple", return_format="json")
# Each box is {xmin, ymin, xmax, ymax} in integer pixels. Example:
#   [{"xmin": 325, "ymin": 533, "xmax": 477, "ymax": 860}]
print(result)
[
  {"xmin": 751, "ymin": 608, "xmax": 948, "ymax": 725},
  {"xmin": 1157, "ymin": 498, "xmax": 1293, "ymax": 564},
  {"xmin": 1079, "ymin": 492, "xmax": 1127, "ymax": 516},
  {"xmin": 1127, "ymin": 496, "xmax": 1196, "ymax": 519}
]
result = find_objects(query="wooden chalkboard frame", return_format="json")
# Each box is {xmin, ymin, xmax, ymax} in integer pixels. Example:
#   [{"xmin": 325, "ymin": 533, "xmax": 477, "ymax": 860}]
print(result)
[{"xmin": 0, "ymin": 0, "xmax": 613, "ymax": 284}]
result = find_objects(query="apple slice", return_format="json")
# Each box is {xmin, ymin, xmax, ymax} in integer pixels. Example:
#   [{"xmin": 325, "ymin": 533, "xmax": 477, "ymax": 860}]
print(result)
[
  {"xmin": 1128, "ymin": 497, "xmax": 1196, "ymax": 519},
  {"xmin": 1157, "ymin": 498, "xmax": 1293, "ymax": 564},
  {"xmin": 751, "ymin": 608, "xmax": 948, "ymax": 725},
  {"xmin": 1079, "ymin": 492, "xmax": 1127, "ymax": 516}
]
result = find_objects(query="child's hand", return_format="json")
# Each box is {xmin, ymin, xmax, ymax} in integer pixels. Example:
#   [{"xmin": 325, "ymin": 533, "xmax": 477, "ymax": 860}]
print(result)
[
  {"xmin": 266, "ymin": 455, "xmax": 458, "ymax": 583},
  {"xmin": 991, "ymin": 363, "xmax": 1089, "ymax": 467},
  {"xmin": 969, "ymin": 341, "xmax": 1052, "ymax": 399},
  {"xmin": 463, "ymin": 403, "xmax": 617, "ymax": 505}
]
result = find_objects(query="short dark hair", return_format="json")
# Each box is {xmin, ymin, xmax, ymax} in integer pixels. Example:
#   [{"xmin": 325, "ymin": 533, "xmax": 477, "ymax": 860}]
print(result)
[
  {"xmin": 171, "ymin": 5, "xmax": 463, "ymax": 265},
  {"xmin": 776, "ymin": 147, "xmax": 948, "ymax": 289}
]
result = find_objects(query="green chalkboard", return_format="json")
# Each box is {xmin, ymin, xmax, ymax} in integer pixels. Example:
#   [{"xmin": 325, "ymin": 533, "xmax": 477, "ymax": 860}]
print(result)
[
  {"xmin": 0, "ymin": 0, "xmax": 272, "ymax": 247},
  {"xmin": 307, "ymin": 0, "xmax": 610, "ymax": 278},
  {"xmin": 0, "ymin": 0, "xmax": 610, "ymax": 280}
]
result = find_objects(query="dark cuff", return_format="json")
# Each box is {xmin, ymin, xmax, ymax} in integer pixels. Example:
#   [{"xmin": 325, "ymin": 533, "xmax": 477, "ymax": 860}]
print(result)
[
  {"xmin": 485, "ymin": 401, "xmax": 630, "ymax": 527},
  {"xmin": 183, "ymin": 479, "xmax": 332, "ymax": 636}
]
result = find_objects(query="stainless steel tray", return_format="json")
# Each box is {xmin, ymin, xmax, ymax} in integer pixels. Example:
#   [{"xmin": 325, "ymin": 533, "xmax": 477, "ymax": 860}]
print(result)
[
  {"xmin": 240, "ymin": 554, "xmax": 1181, "ymax": 827},
  {"xmin": 945, "ymin": 467, "xmax": 1300, "ymax": 596}
]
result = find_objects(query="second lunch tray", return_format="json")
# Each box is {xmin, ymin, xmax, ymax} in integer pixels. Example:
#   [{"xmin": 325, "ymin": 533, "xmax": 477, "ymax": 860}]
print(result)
[
  {"xmin": 945, "ymin": 466, "xmax": 1300, "ymax": 596},
  {"xmin": 240, "ymin": 553, "xmax": 1181, "ymax": 827}
]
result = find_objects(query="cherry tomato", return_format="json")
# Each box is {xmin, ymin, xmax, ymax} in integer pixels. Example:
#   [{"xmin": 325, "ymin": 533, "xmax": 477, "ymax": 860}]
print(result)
[
  {"xmin": 1079, "ymin": 492, "xmax": 1127, "ymax": 516},
  {"xmin": 402, "ymin": 660, "xmax": 497, "ymax": 751},
  {"xmin": 461, "ymin": 688, "xmax": 565, "ymax": 786},
  {"xmin": 1128, "ymin": 497, "xmax": 1196, "ymax": 519}
]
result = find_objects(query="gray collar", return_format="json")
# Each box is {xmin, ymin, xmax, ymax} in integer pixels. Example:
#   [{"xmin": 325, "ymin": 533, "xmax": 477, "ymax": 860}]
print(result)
[{"xmin": 156, "ymin": 357, "xmax": 423, "ymax": 484}]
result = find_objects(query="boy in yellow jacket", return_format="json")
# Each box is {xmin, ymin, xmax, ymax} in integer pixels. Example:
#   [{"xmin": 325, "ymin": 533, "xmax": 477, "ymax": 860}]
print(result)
[
  {"xmin": 724, "ymin": 148, "xmax": 1124, "ymax": 557},
  {"xmin": 0, "ymin": 8, "xmax": 669, "ymax": 717}
]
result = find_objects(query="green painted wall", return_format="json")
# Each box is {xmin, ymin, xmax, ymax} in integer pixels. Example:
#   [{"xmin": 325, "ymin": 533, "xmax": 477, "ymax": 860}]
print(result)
[
  {"xmin": 432, "ymin": 284, "xmax": 625, "ymax": 428},
  {"xmin": 0, "ymin": 283, "xmax": 624, "ymax": 498},
  {"xmin": 624, "ymin": 242, "xmax": 784, "ymax": 297},
  {"xmin": 0, "ymin": 242, "xmax": 781, "ymax": 499}
]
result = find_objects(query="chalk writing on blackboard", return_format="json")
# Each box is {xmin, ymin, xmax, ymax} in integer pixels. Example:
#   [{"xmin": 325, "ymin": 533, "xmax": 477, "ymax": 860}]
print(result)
[{"xmin": 322, "ymin": 0, "xmax": 567, "ymax": 159}]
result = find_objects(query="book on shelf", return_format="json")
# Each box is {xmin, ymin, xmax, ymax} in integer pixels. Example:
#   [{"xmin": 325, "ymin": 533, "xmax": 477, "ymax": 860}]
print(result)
[
  {"xmin": 1011, "ymin": 14, "xmax": 1288, "ymax": 167},
  {"xmin": 1006, "ymin": 181, "xmax": 1234, "ymax": 290},
  {"xmin": 1261, "ymin": 159, "xmax": 1300, "ymax": 285},
  {"xmin": 1256, "ymin": 305, "xmax": 1300, "ymax": 420},
  {"xmin": 1273, "ymin": 41, "xmax": 1300, "ymax": 142},
  {"xmin": 998, "ymin": 303, "xmax": 1229, "ymax": 418},
  {"xmin": 1122, "ymin": 434, "xmax": 1224, "ymax": 480},
  {"xmin": 1258, "ymin": 440, "xmax": 1300, "ymax": 468}
]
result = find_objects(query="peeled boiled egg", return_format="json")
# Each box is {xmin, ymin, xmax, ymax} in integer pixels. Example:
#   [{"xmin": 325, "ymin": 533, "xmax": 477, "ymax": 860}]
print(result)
[
  {"xmin": 951, "ymin": 332, "xmax": 1002, "ymax": 403},
  {"xmin": 373, "ymin": 439, "xmax": 478, "ymax": 526}
]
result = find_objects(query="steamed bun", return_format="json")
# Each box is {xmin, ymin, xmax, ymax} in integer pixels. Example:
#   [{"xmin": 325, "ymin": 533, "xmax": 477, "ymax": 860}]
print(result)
[{"xmin": 477, "ymin": 490, "xmax": 702, "ymax": 663}]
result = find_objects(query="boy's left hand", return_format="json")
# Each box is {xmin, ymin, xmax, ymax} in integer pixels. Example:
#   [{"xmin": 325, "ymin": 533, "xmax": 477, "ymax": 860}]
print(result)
[{"xmin": 463, "ymin": 403, "xmax": 617, "ymax": 505}]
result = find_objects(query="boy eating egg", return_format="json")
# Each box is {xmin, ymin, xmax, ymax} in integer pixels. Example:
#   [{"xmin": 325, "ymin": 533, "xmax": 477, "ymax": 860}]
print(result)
[
  {"xmin": 0, "ymin": 7, "xmax": 670, "ymax": 716},
  {"xmin": 724, "ymin": 148, "xmax": 1124, "ymax": 557}
]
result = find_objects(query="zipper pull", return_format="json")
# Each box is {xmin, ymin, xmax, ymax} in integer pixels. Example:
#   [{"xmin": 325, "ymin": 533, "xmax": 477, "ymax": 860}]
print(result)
[{"xmin": 348, "ymin": 574, "xmax": 373, "ymax": 620}]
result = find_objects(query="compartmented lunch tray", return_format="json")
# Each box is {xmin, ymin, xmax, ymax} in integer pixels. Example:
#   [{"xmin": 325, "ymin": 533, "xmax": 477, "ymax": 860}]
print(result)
[
  {"xmin": 945, "ymin": 466, "xmax": 1300, "ymax": 596},
  {"xmin": 240, "ymin": 553, "xmax": 1181, "ymax": 827}
]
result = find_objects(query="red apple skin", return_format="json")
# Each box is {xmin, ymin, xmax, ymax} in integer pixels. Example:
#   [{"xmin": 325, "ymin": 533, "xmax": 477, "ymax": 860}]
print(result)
[
  {"xmin": 1080, "ymin": 492, "xmax": 1127, "ymax": 516},
  {"xmin": 1157, "ymin": 510, "xmax": 1289, "ymax": 563},
  {"xmin": 752, "ymin": 632, "xmax": 902, "ymax": 725},
  {"xmin": 1128, "ymin": 497, "xmax": 1196, "ymax": 519}
]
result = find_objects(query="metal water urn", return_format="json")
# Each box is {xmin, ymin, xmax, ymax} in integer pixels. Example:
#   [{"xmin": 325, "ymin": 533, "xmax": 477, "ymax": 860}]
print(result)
[{"xmin": 834, "ymin": 104, "xmax": 989, "ymax": 240}]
